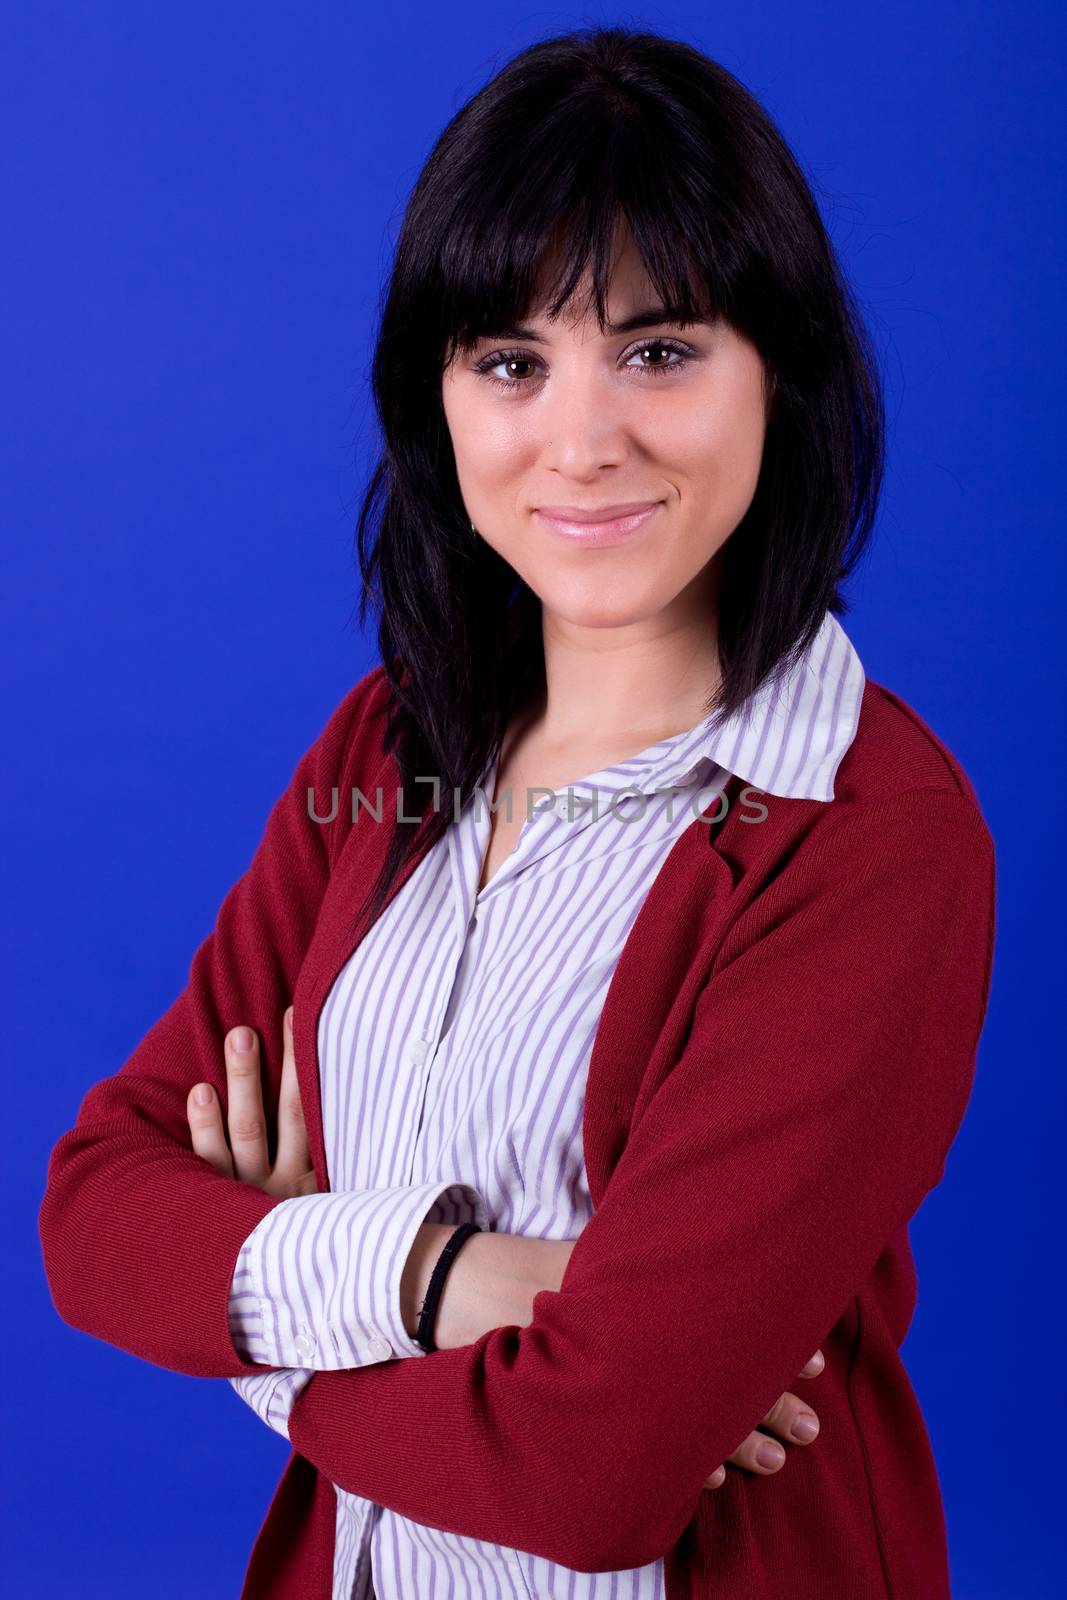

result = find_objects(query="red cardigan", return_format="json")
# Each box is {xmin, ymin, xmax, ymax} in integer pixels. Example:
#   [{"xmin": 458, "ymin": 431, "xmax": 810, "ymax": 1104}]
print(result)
[{"xmin": 39, "ymin": 663, "xmax": 997, "ymax": 1598}]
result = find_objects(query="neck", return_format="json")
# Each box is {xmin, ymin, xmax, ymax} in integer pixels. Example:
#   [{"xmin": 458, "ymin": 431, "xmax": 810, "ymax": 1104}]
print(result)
[{"xmin": 532, "ymin": 566, "xmax": 723, "ymax": 752}]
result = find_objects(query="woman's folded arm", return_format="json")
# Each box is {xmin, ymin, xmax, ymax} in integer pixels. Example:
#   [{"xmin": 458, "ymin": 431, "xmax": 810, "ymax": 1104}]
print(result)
[{"xmin": 281, "ymin": 786, "xmax": 996, "ymax": 1574}]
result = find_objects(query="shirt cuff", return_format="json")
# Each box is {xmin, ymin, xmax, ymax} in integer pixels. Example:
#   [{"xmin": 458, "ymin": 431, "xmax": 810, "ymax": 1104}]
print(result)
[
  {"xmin": 227, "ymin": 1180, "xmax": 489, "ymax": 1369},
  {"xmin": 228, "ymin": 1367, "xmax": 312, "ymax": 1443}
]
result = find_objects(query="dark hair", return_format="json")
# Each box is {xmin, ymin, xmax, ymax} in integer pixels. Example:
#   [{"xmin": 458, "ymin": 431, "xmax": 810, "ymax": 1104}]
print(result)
[{"xmin": 348, "ymin": 24, "xmax": 885, "ymax": 933}]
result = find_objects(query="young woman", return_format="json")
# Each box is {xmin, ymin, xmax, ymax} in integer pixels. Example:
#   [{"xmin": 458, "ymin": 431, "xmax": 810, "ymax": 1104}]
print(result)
[{"xmin": 40, "ymin": 26, "xmax": 996, "ymax": 1600}]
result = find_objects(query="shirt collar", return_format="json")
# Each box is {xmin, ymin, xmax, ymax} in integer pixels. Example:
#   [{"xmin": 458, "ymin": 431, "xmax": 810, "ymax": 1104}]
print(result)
[{"xmin": 565, "ymin": 610, "xmax": 866, "ymax": 805}]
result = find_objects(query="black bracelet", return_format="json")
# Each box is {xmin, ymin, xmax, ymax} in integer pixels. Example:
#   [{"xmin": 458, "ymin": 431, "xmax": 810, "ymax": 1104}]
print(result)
[{"xmin": 415, "ymin": 1222, "xmax": 482, "ymax": 1353}]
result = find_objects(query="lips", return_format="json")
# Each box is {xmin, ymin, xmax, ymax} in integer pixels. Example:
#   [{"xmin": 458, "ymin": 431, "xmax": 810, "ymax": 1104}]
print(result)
[{"xmin": 534, "ymin": 501, "xmax": 663, "ymax": 547}]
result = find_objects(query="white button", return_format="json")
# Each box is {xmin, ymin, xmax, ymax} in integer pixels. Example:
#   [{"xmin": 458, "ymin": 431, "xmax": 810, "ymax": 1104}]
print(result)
[
  {"xmin": 294, "ymin": 1331, "xmax": 316, "ymax": 1359},
  {"xmin": 408, "ymin": 1038, "xmax": 429, "ymax": 1065},
  {"xmin": 364, "ymin": 1334, "xmax": 393, "ymax": 1362},
  {"xmin": 555, "ymin": 796, "xmax": 571, "ymax": 819}
]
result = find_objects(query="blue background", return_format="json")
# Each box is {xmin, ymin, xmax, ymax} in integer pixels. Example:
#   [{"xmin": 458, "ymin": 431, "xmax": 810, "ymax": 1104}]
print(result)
[{"xmin": 5, "ymin": 3, "xmax": 1062, "ymax": 1595}]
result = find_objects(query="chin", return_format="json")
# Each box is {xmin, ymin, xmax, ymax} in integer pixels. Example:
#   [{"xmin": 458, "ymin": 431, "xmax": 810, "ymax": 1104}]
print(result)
[{"xmin": 542, "ymin": 584, "xmax": 665, "ymax": 632}]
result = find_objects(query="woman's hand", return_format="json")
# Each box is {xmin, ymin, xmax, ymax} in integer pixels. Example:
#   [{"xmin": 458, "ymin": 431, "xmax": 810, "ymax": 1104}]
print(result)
[
  {"xmin": 702, "ymin": 1350, "xmax": 824, "ymax": 1489},
  {"xmin": 186, "ymin": 1007, "xmax": 318, "ymax": 1199}
]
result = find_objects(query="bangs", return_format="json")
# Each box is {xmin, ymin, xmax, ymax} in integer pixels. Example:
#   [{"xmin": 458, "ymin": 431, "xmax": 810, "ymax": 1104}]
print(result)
[{"xmin": 433, "ymin": 107, "xmax": 738, "ymax": 370}]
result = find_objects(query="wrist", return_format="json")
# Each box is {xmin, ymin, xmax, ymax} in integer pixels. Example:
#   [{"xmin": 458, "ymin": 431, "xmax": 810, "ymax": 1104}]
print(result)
[
  {"xmin": 428, "ymin": 1226, "xmax": 496, "ymax": 1350},
  {"xmin": 400, "ymin": 1224, "xmax": 459, "ymax": 1340}
]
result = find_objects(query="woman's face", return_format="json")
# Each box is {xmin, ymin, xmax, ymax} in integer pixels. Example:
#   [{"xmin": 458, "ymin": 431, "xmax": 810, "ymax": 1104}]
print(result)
[{"xmin": 440, "ymin": 232, "xmax": 773, "ymax": 634}]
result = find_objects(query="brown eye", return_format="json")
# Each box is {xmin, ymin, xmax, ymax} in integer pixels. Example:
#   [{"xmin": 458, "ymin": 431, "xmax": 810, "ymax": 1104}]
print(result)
[
  {"xmin": 623, "ymin": 339, "xmax": 690, "ymax": 375},
  {"xmin": 474, "ymin": 349, "xmax": 542, "ymax": 389}
]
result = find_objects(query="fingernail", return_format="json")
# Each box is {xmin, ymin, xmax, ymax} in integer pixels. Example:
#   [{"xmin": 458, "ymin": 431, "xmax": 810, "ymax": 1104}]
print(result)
[
  {"xmin": 757, "ymin": 1441, "xmax": 785, "ymax": 1469},
  {"xmin": 193, "ymin": 1084, "xmax": 211, "ymax": 1106},
  {"xmin": 791, "ymin": 1415, "xmax": 819, "ymax": 1442},
  {"xmin": 232, "ymin": 1027, "xmax": 254, "ymax": 1052}
]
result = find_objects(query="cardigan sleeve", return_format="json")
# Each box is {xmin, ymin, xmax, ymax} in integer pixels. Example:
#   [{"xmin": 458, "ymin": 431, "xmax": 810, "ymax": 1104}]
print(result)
[
  {"xmin": 37, "ymin": 669, "xmax": 380, "ymax": 1380},
  {"xmin": 283, "ymin": 784, "xmax": 997, "ymax": 1575}
]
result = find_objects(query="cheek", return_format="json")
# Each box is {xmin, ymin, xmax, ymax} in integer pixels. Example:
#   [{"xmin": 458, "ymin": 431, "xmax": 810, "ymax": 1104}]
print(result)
[
  {"xmin": 451, "ymin": 403, "xmax": 531, "ymax": 482},
  {"xmin": 442, "ymin": 382, "xmax": 508, "ymax": 472},
  {"xmin": 659, "ymin": 388, "xmax": 767, "ymax": 492}
]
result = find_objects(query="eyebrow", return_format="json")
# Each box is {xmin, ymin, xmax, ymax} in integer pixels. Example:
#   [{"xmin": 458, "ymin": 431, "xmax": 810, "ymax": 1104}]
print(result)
[{"xmin": 476, "ymin": 307, "xmax": 709, "ymax": 343}]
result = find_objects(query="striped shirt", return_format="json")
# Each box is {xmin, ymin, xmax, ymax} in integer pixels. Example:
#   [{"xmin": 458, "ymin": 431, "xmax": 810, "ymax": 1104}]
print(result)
[{"xmin": 227, "ymin": 608, "xmax": 866, "ymax": 1599}]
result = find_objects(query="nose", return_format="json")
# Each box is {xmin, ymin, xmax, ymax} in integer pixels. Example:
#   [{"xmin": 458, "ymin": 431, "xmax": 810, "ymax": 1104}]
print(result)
[{"xmin": 535, "ymin": 374, "xmax": 632, "ymax": 476}]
